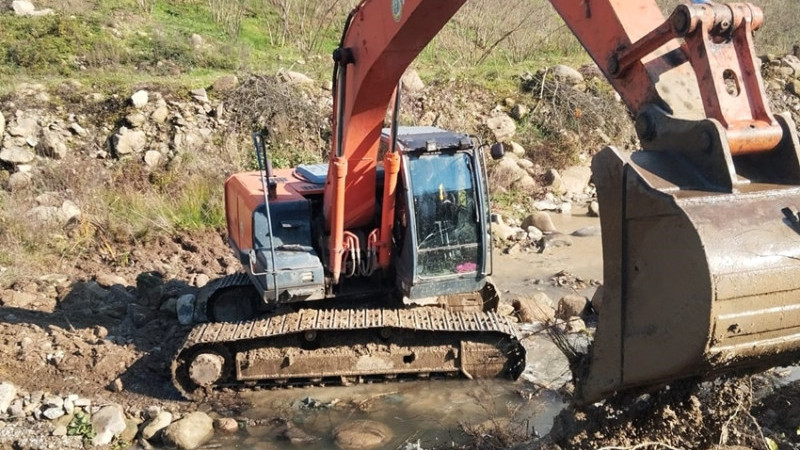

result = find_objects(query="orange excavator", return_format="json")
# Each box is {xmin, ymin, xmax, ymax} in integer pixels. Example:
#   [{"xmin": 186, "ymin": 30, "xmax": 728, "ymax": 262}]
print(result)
[{"xmin": 172, "ymin": 0, "xmax": 800, "ymax": 405}]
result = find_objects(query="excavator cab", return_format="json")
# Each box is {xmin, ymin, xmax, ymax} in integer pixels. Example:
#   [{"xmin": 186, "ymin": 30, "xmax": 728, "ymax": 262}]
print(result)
[{"xmin": 382, "ymin": 127, "xmax": 496, "ymax": 311}]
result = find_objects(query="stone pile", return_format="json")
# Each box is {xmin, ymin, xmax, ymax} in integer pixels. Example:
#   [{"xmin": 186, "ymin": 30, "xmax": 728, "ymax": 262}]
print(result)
[{"xmin": 0, "ymin": 380, "xmax": 231, "ymax": 449}]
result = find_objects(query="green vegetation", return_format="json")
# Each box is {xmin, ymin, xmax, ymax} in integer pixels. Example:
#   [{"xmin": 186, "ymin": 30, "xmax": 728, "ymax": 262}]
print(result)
[
  {"xmin": 3, "ymin": 0, "xmax": 797, "ymax": 90},
  {"xmin": 67, "ymin": 412, "xmax": 96, "ymax": 445}
]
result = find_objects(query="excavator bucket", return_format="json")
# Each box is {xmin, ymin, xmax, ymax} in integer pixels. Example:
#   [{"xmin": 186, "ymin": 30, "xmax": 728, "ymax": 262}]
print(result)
[
  {"xmin": 543, "ymin": 0, "xmax": 800, "ymax": 404},
  {"xmin": 576, "ymin": 114, "xmax": 800, "ymax": 404}
]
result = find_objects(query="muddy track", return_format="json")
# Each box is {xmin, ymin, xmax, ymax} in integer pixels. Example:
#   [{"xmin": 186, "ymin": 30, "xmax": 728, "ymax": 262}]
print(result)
[{"xmin": 172, "ymin": 305, "xmax": 526, "ymax": 401}]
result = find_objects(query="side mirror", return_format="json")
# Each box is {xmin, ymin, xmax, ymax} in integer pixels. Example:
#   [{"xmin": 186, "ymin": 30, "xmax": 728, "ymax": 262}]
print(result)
[{"xmin": 490, "ymin": 143, "xmax": 505, "ymax": 160}]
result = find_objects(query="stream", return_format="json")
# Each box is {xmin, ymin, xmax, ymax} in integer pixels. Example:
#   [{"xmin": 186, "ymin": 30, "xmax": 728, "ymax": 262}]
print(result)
[{"xmin": 210, "ymin": 209, "xmax": 603, "ymax": 449}]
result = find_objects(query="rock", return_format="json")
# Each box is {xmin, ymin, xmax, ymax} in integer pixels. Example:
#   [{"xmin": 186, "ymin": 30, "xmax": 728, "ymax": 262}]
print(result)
[
  {"xmin": 177, "ymin": 294, "xmax": 196, "ymax": 325},
  {"xmin": 333, "ymin": 420, "xmax": 393, "ymax": 449},
  {"xmin": 108, "ymin": 378, "xmax": 124, "ymax": 393},
  {"xmin": 212, "ymin": 75, "xmax": 239, "ymax": 93},
  {"xmin": 0, "ymin": 112, "xmax": 4, "ymax": 145},
  {"xmin": 510, "ymin": 103, "xmax": 530, "ymax": 121},
  {"xmin": 96, "ymin": 273, "xmax": 127, "ymax": 287},
  {"xmin": 59, "ymin": 200, "xmax": 81, "ymax": 223},
  {"xmin": 491, "ymin": 222, "xmax": 516, "ymax": 241},
  {"xmin": 588, "ymin": 200, "xmax": 600, "ymax": 217},
  {"xmin": 151, "ymin": 106, "xmax": 168, "ymax": 124},
  {"xmin": 8, "ymin": 171, "xmax": 32, "ymax": 191},
  {"xmin": 789, "ymin": 79, "xmax": 800, "ymax": 97},
  {"xmin": 194, "ymin": 273, "xmax": 210, "ymax": 288},
  {"xmin": 68, "ymin": 122, "xmax": 87, "ymax": 137},
  {"xmin": 590, "ymin": 286, "xmax": 604, "ymax": 313},
  {"xmin": 112, "ymin": 127, "xmax": 147, "ymax": 156},
  {"xmin": 162, "ymin": 411, "xmax": 215, "ymax": 450},
  {"xmin": 566, "ymin": 317, "xmax": 587, "ymax": 333},
  {"xmin": 131, "ymin": 90, "xmax": 149, "ymax": 108},
  {"xmin": 160, "ymin": 297, "xmax": 178, "ymax": 316},
  {"xmin": 11, "ymin": 0, "xmax": 51, "ymax": 15},
  {"xmin": 63, "ymin": 396, "xmax": 75, "ymax": 414},
  {"xmin": 541, "ymin": 232, "xmax": 573, "ymax": 249},
  {"xmin": 141, "ymin": 410, "xmax": 173, "ymax": 441},
  {"xmin": 36, "ymin": 132, "xmax": 67, "ymax": 159},
  {"xmin": 513, "ymin": 293, "xmax": 555, "ymax": 323},
  {"xmin": 189, "ymin": 33, "xmax": 204, "ymax": 49},
  {"xmin": 42, "ymin": 395, "xmax": 63, "ymax": 409},
  {"xmin": 556, "ymin": 295, "xmax": 588, "ymax": 320},
  {"xmin": 190, "ymin": 88, "xmax": 209, "ymax": 103},
  {"xmin": 0, "ymin": 382, "xmax": 17, "ymax": 414},
  {"xmin": 144, "ymin": 150, "xmax": 162, "ymax": 168},
  {"xmin": 571, "ymin": 226, "xmax": 601, "ymax": 237},
  {"xmin": 517, "ymin": 158, "xmax": 534, "ymax": 170},
  {"xmin": 8, "ymin": 118, "xmax": 37, "ymax": 139},
  {"xmin": 560, "ymin": 201, "xmax": 572, "ymax": 215},
  {"xmin": 552, "ymin": 64, "xmax": 584, "ymax": 85},
  {"xmin": 11, "ymin": 0, "xmax": 35, "ymax": 14},
  {"xmin": 0, "ymin": 146, "xmax": 35, "ymax": 164},
  {"xmin": 401, "ymin": 68, "xmax": 425, "ymax": 93},
  {"xmin": 8, "ymin": 399, "xmax": 24, "ymax": 418},
  {"xmin": 521, "ymin": 212, "xmax": 557, "ymax": 233},
  {"xmin": 526, "ymin": 226, "xmax": 543, "ymax": 241},
  {"xmin": 544, "ymin": 168, "xmax": 563, "ymax": 190},
  {"xmin": 560, "ymin": 165, "xmax": 592, "ymax": 195},
  {"xmin": 214, "ymin": 418, "xmax": 239, "ymax": 434},
  {"xmin": 486, "ymin": 113, "xmax": 516, "ymax": 142},
  {"xmin": 126, "ymin": 112, "xmax": 147, "ymax": 128},
  {"xmin": 27, "ymin": 205, "xmax": 60, "ymax": 224},
  {"xmin": 515, "ymin": 174, "xmax": 537, "ymax": 194},
  {"xmin": 279, "ymin": 421, "xmax": 319, "ymax": 445},
  {"xmin": 42, "ymin": 406, "xmax": 65, "ymax": 420},
  {"xmin": 121, "ymin": 418, "xmax": 140, "ymax": 442},
  {"xmin": 279, "ymin": 70, "xmax": 315, "ymax": 85},
  {"xmin": 509, "ymin": 141, "xmax": 526, "ymax": 157},
  {"xmin": 782, "ymin": 54, "xmax": 800, "ymax": 76},
  {"xmin": 91, "ymin": 404, "xmax": 127, "ymax": 446},
  {"xmin": 494, "ymin": 157, "xmax": 526, "ymax": 185}
]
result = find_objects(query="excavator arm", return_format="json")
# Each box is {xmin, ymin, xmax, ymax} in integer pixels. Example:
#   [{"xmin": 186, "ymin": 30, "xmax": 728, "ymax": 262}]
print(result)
[
  {"xmin": 547, "ymin": 0, "xmax": 800, "ymax": 403},
  {"xmin": 323, "ymin": 0, "xmax": 466, "ymax": 284}
]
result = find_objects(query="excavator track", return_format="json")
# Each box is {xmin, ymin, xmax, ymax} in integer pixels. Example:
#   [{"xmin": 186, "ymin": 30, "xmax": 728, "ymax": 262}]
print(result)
[{"xmin": 172, "ymin": 306, "xmax": 526, "ymax": 400}]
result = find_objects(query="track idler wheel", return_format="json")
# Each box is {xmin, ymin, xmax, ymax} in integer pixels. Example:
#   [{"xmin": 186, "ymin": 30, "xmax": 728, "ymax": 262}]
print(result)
[
  {"xmin": 173, "ymin": 346, "xmax": 232, "ymax": 399},
  {"xmin": 189, "ymin": 353, "xmax": 226, "ymax": 387}
]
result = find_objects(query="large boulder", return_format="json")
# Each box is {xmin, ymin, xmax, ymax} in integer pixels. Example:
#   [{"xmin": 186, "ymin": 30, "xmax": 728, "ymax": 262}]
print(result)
[
  {"xmin": 0, "ymin": 146, "xmax": 35, "ymax": 164},
  {"xmin": 8, "ymin": 118, "xmax": 38, "ymax": 139},
  {"xmin": 131, "ymin": 90, "xmax": 149, "ymax": 108},
  {"xmin": 91, "ymin": 404, "xmax": 127, "ymax": 446},
  {"xmin": 112, "ymin": 127, "xmax": 147, "ymax": 156},
  {"xmin": 212, "ymin": 75, "xmax": 239, "ymax": 93},
  {"xmin": 513, "ymin": 293, "xmax": 555, "ymax": 323},
  {"xmin": 552, "ymin": 64, "xmax": 584, "ymax": 85},
  {"xmin": 162, "ymin": 411, "xmax": 215, "ymax": 450},
  {"xmin": 11, "ymin": 0, "xmax": 52, "ymax": 16},
  {"xmin": 486, "ymin": 113, "xmax": 516, "ymax": 142},
  {"xmin": 521, "ymin": 212, "xmax": 557, "ymax": 233},
  {"xmin": 0, "ymin": 382, "xmax": 17, "ymax": 414},
  {"xmin": 36, "ymin": 131, "xmax": 67, "ymax": 159},
  {"xmin": 333, "ymin": 420, "xmax": 393, "ymax": 449},
  {"xmin": 401, "ymin": 68, "xmax": 425, "ymax": 93},
  {"xmin": 141, "ymin": 410, "xmax": 173, "ymax": 441},
  {"xmin": 491, "ymin": 157, "xmax": 527, "ymax": 190},
  {"xmin": 556, "ymin": 294, "xmax": 588, "ymax": 320}
]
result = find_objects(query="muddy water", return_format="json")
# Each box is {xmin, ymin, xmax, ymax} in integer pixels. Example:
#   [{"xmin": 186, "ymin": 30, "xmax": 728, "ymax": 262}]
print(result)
[{"xmin": 214, "ymin": 211, "xmax": 603, "ymax": 449}]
